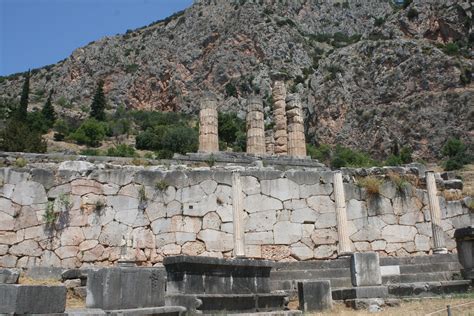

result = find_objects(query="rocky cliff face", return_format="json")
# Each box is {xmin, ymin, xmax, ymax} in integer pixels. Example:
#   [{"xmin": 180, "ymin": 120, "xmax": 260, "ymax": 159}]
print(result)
[{"xmin": 0, "ymin": 0, "xmax": 472, "ymax": 159}]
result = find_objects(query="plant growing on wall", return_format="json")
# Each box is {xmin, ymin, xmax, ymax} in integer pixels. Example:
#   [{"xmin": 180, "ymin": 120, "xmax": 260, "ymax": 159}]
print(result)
[
  {"xmin": 357, "ymin": 176, "xmax": 384, "ymax": 196},
  {"xmin": 155, "ymin": 180, "xmax": 169, "ymax": 192},
  {"xmin": 43, "ymin": 201, "xmax": 58, "ymax": 228}
]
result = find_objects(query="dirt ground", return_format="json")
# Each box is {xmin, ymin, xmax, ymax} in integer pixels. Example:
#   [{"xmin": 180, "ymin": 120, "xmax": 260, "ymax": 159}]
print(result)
[{"xmin": 289, "ymin": 294, "xmax": 474, "ymax": 316}]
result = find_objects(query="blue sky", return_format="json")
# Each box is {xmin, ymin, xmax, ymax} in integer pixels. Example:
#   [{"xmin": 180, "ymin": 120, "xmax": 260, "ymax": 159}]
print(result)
[{"xmin": 0, "ymin": 0, "xmax": 193, "ymax": 76}]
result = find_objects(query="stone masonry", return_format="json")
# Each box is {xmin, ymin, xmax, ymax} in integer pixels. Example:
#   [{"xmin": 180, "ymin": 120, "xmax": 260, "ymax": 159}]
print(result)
[
  {"xmin": 286, "ymin": 94, "xmax": 306, "ymax": 158},
  {"xmin": 272, "ymin": 81, "xmax": 288, "ymax": 156},
  {"xmin": 246, "ymin": 97, "xmax": 266, "ymax": 155},
  {"xmin": 265, "ymin": 130, "xmax": 275, "ymax": 155},
  {"xmin": 198, "ymin": 93, "xmax": 219, "ymax": 153},
  {"xmin": 0, "ymin": 160, "xmax": 471, "ymax": 269}
]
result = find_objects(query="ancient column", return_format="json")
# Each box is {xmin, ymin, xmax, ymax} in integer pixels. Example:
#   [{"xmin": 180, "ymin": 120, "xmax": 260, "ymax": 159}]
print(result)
[
  {"xmin": 426, "ymin": 171, "xmax": 448, "ymax": 254},
  {"xmin": 198, "ymin": 93, "xmax": 219, "ymax": 153},
  {"xmin": 265, "ymin": 130, "xmax": 275, "ymax": 155},
  {"xmin": 272, "ymin": 81, "xmax": 288, "ymax": 156},
  {"xmin": 286, "ymin": 94, "xmax": 307, "ymax": 158},
  {"xmin": 333, "ymin": 171, "xmax": 352, "ymax": 257},
  {"xmin": 232, "ymin": 172, "xmax": 245, "ymax": 257},
  {"xmin": 246, "ymin": 97, "xmax": 266, "ymax": 155}
]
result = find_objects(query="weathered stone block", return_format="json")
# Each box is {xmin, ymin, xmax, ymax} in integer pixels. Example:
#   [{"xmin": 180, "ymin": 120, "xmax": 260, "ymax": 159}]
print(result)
[
  {"xmin": 0, "ymin": 268, "xmax": 20, "ymax": 284},
  {"xmin": 86, "ymin": 267, "xmax": 166, "ymax": 310},
  {"xmin": 0, "ymin": 284, "xmax": 66, "ymax": 314},
  {"xmin": 351, "ymin": 253, "xmax": 382, "ymax": 287},
  {"xmin": 297, "ymin": 280, "xmax": 332, "ymax": 312}
]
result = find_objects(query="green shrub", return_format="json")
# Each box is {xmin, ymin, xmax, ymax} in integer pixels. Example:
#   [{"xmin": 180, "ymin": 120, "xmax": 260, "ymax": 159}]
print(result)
[
  {"xmin": 0, "ymin": 119, "xmax": 47, "ymax": 153},
  {"xmin": 218, "ymin": 112, "xmax": 246, "ymax": 152},
  {"xmin": 69, "ymin": 118, "xmax": 107, "ymax": 147},
  {"xmin": 407, "ymin": 8, "xmax": 418, "ymax": 20},
  {"xmin": 225, "ymin": 83, "xmax": 238, "ymax": 98},
  {"xmin": 307, "ymin": 143, "xmax": 332, "ymax": 163},
  {"xmin": 106, "ymin": 144, "xmax": 137, "ymax": 157},
  {"xmin": 443, "ymin": 43, "xmax": 460, "ymax": 56},
  {"xmin": 442, "ymin": 138, "xmax": 471, "ymax": 171},
  {"xmin": 81, "ymin": 148, "xmax": 102, "ymax": 156},
  {"xmin": 155, "ymin": 149, "xmax": 174, "ymax": 159},
  {"xmin": 374, "ymin": 17, "xmax": 385, "ymax": 27},
  {"xmin": 331, "ymin": 145, "xmax": 377, "ymax": 168},
  {"xmin": 161, "ymin": 126, "xmax": 198, "ymax": 154}
]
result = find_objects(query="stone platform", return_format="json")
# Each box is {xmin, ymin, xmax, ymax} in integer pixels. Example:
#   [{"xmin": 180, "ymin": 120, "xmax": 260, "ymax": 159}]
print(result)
[{"xmin": 163, "ymin": 256, "xmax": 291, "ymax": 314}]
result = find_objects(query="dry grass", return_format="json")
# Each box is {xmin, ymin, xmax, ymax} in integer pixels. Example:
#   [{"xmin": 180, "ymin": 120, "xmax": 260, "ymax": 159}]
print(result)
[
  {"xmin": 66, "ymin": 292, "xmax": 86, "ymax": 309},
  {"xmin": 18, "ymin": 276, "xmax": 62, "ymax": 286},
  {"xmin": 289, "ymin": 295, "xmax": 474, "ymax": 315},
  {"xmin": 460, "ymin": 164, "xmax": 474, "ymax": 197},
  {"xmin": 357, "ymin": 176, "xmax": 384, "ymax": 195},
  {"xmin": 442, "ymin": 189, "xmax": 464, "ymax": 201}
]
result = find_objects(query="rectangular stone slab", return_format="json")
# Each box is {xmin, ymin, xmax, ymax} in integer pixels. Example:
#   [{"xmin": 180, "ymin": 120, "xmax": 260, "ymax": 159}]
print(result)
[
  {"xmin": 0, "ymin": 284, "xmax": 66, "ymax": 314},
  {"xmin": 86, "ymin": 267, "xmax": 166, "ymax": 310},
  {"xmin": 164, "ymin": 256, "xmax": 274, "ymax": 295},
  {"xmin": 351, "ymin": 253, "xmax": 382, "ymax": 287},
  {"xmin": 297, "ymin": 280, "xmax": 332, "ymax": 312}
]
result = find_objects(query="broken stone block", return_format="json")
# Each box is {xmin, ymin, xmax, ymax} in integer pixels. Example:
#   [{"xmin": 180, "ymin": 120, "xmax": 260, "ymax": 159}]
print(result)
[
  {"xmin": 86, "ymin": 267, "xmax": 166, "ymax": 310},
  {"xmin": 0, "ymin": 284, "xmax": 66, "ymax": 314},
  {"xmin": 297, "ymin": 280, "xmax": 332, "ymax": 312},
  {"xmin": 351, "ymin": 252, "xmax": 382, "ymax": 287},
  {"xmin": 0, "ymin": 268, "xmax": 20, "ymax": 284}
]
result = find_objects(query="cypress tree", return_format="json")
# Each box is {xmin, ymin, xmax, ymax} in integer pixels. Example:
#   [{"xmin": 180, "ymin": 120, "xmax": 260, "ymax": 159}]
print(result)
[
  {"xmin": 16, "ymin": 70, "xmax": 30, "ymax": 119},
  {"xmin": 90, "ymin": 80, "xmax": 106, "ymax": 121},
  {"xmin": 42, "ymin": 89, "xmax": 57, "ymax": 126}
]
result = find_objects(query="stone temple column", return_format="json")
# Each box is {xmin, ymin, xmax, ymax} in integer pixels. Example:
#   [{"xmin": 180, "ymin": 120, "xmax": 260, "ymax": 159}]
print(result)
[
  {"xmin": 232, "ymin": 172, "xmax": 245, "ymax": 257},
  {"xmin": 426, "ymin": 171, "xmax": 448, "ymax": 254},
  {"xmin": 272, "ymin": 81, "xmax": 288, "ymax": 156},
  {"xmin": 198, "ymin": 93, "xmax": 219, "ymax": 153},
  {"xmin": 286, "ymin": 94, "xmax": 307, "ymax": 158},
  {"xmin": 246, "ymin": 97, "xmax": 266, "ymax": 155},
  {"xmin": 265, "ymin": 130, "xmax": 275, "ymax": 155},
  {"xmin": 333, "ymin": 171, "xmax": 352, "ymax": 257}
]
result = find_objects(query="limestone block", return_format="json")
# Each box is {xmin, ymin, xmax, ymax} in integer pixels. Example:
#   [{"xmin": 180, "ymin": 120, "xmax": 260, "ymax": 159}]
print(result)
[
  {"xmin": 180, "ymin": 185, "xmax": 206, "ymax": 203},
  {"xmin": 243, "ymin": 194, "xmax": 283, "ymax": 213},
  {"xmin": 197, "ymin": 229, "xmax": 233, "ymax": 252},
  {"xmin": 350, "ymin": 253, "xmax": 382, "ymax": 287},
  {"xmin": 13, "ymin": 206, "xmax": 39, "ymax": 230},
  {"xmin": 414, "ymin": 234, "xmax": 431, "ymax": 251},
  {"xmin": 298, "ymin": 281, "xmax": 333, "ymax": 312},
  {"xmin": 60, "ymin": 227, "xmax": 85, "ymax": 246},
  {"xmin": 155, "ymin": 233, "xmax": 176, "ymax": 247},
  {"xmin": 221, "ymin": 222, "xmax": 233, "ymax": 234},
  {"xmin": 314, "ymin": 245, "xmax": 336, "ymax": 259},
  {"xmin": 261, "ymin": 178, "xmax": 300, "ymax": 201},
  {"xmin": 284, "ymin": 199, "xmax": 307, "ymax": 210},
  {"xmin": 311, "ymin": 229, "xmax": 338, "ymax": 245},
  {"xmin": 354, "ymin": 242, "xmax": 371, "ymax": 251},
  {"xmin": 59, "ymin": 161, "xmax": 95, "ymax": 173},
  {"xmin": 9, "ymin": 240, "xmax": 41, "ymax": 257},
  {"xmin": 291, "ymin": 208, "xmax": 318, "ymax": 224},
  {"xmin": 99, "ymin": 222, "xmax": 127, "ymax": 247},
  {"xmin": 182, "ymin": 195, "xmax": 217, "ymax": 217},
  {"xmin": 11, "ymin": 181, "xmax": 47, "ymax": 206},
  {"xmin": 444, "ymin": 201, "xmax": 464, "ymax": 218},
  {"xmin": 216, "ymin": 204, "xmax": 233, "ymax": 222},
  {"xmin": 315, "ymin": 212, "xmax": 337, "ymax": 229},
  {"xmin": 381, "ymin": 225, "xmax": 417, "ymax": 243},
  {"xmin": 0, "ymin": 198, "xmax": 15, "ymax": 217},
  {"xmin": 71, "ymin": 179, "xmax": 103, "ymax": 196},
  {"xmin": 200, "ymin": 180, "xmax": 218, "ymax": 195},
  {"xmin": 346, "ymin": 199, "xmax": 368, "ymax": 220},
  {"xmin": 0, "ymin": 255, "xmax": 17, "ymax": 267},
  {"xmin": 0, "ymin": 245, "xmax": 8, "ymax": 255},
  {"xmin": 107, "ymin": 195, "xmax": 139, "ymax": 213},
  {"xmin": 162, "ymin": 244, "xmax": 181, "ymax": 256},
  {"xmin": 79, "ymin": 240, "xmax": 99, "ymax": 252},
  {"xmin": 0, "ymin": 212, "xmax": 14, "ymax": 231},
  {"xmin": 166, "ymin": 201, "xmax": 182, "ymax": 217},
  {"xmin": 0, "ymin": 232, "xmax": 23, "ymax": 245},
  {"xmin": 241, "ymin": 176, "xmax": 260, "ymax": 195},
  {"xmin": 245, "ymin": 232, "xmax": 274, "ymax": 245},
  {"xmin": 55, "ymin": 246, "xmax": 79, "ymax": 259},
  {"xmin": 182, "ymin": 241, "xmax": 206, "ymax": 256},
  {"xmin": 300, "ymin": 183, "xmax": 333, "ymax": 198},
  {"xmin": 399, "ymin": 210, "xmax": 423, "ymax": 225},
  {"xmin": 81, "ymin": 245, "xmax": 105, "ymax": 262},
  {"xmin": 132, "ymin": 228, "xmax": 155, "ymax": 249},
  {"xmin": 175, "ymin": 232, "xmax": 196, "ymax": 245},
  {"xmin": 245, "ymin": 210, "xmax": 277, "ymax": 232},
  {"xmin": 290, "ymin": 242, "xmax": 314, "ymax": 260},
  {"xmin": 274, "ymin": 221, "xmax": 302, "ymax": 244},
  {"xmin": 215, "ymin": 185, "xmax": 232, "ymax": 204},
  {"xmin": 203, "ymin": 212, "xmax": 221, "ymax": 230},
  {"xmin": 307, "ymin": 196, "xmax": 335, "ymax": 213},
  {"xmin": 367, "ymin": 196, "xmax": 393, "ymax": 216},
  {"xmin": 145, "ymin": 202, "xmax": 166, "ymax": 222},
  {"xmin": 350, "ymin": 226, "xmax": 382, "ymax": 242},
  {"xmin": 371, "ymin": 240, "xmax": 387, "ymax": 251},
  {"xmin": 0, "ymin": 269, "xmax": 19, "ymax": 284}
]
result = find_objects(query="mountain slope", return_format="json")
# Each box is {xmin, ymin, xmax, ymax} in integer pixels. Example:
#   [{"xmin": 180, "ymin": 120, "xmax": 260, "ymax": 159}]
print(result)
[{"xmin": 0, "ymin": 0, "xmax": 472, "ymax": 159}]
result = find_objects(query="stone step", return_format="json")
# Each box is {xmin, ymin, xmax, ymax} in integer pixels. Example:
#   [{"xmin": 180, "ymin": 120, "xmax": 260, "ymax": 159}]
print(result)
[
  {"xmin": 398, "ymin": 262, "xmax": 463, "ymax": 274},
  {"xmin": 224, "ymin": 312, "xmax": 302, "ymax": 316},
  {"xmin": 166, "ymin": 293, "xmax": 289, "ymax": 314},
  {"xmin": 270, "ymin": 268, "xmax": 350, "ymax": 280},
  {"xmin": 383, "ymin": 271, "xmax": 461, "ymax": 284},
  {"xmin": 270, "ymin": 277, "xmax": 352, "ymax": 292},
  {"xmin": 387, "ymin": 280, "xmax": 471, "ymax": 297},
  {"xmin": 105, "ymin": 306, "xmax": 186, "ymax": 316},
  {"xmin": 332, "ymin": 286, "xmax": 389, "ymax": 301},
  {"xmin": 272, "ymin": 258, "xmax": 350, "ymax": 271},
  {"xmin": 380, "ymin": 254, "xmax": 459, "ymax": 266}
]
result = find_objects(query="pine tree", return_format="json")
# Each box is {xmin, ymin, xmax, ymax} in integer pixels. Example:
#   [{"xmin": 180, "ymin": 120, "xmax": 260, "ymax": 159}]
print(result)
[
  {"xmin": 16, "ymin": 70, "xmax": 30, "ymax": 119},
  {"xmin": 90, "ymin": 81, "xmax": 106, "ymax": 121},
  {"xmin": 42, "ymin": 89, "xmax": 57, "ymax": 126}
]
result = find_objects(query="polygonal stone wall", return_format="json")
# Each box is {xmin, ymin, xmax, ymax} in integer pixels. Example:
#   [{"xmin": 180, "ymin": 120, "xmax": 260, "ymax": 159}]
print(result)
[{"xmin": 0, "ymin": 161, "xmax": 471, "ymax": 268}]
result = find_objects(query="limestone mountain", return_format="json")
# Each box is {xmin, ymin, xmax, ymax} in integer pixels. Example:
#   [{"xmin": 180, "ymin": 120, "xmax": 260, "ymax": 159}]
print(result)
[{"xmin": 0, "ymin": 0, "xmax": 472, "ymax": 159}]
